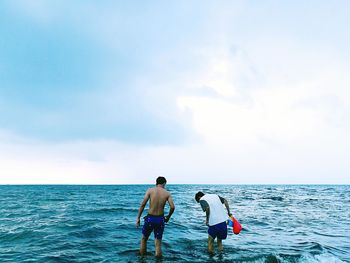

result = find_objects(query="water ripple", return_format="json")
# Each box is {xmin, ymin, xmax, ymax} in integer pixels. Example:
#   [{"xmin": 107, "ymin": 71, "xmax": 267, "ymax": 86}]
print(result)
[{"xmin": 0, "ymin": 185, "xmax": 349, "ymax": 262}]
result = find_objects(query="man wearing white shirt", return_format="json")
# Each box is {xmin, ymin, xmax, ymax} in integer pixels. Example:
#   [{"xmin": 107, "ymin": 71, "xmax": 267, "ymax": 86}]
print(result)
[{"xmin": 195, "ymin": 191, "xmax": 232, "ymax": 254}]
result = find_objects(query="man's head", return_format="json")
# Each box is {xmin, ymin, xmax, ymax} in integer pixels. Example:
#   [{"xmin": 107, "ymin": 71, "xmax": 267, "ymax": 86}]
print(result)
[
  {"xmin": 195, "ymin": 191, "xmax": 205, "ymax": 202},
  {"xmin": 156, "ymin": 176, "xmax": 167, "ymax": 186}
]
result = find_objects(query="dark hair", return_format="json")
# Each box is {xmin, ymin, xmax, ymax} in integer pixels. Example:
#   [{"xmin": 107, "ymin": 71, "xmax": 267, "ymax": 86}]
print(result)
[
  {"xmin": 156, "ymin": 176, "xmax": 167, "ymax": 185},
  {"xmin": 195, "ymin": 191, "xmax": 204, "ymax": 202}
]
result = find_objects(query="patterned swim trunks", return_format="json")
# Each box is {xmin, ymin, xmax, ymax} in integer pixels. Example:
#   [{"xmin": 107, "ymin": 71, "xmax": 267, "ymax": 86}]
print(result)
[{"xmin": 142, "ymin": 214, "xmax": 165, "ymax": 240}]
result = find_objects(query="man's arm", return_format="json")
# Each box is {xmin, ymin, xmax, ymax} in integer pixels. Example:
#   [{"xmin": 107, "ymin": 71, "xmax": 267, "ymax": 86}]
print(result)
[
  {"xmin": 136, "ymin": 189, "xmax": 150, "ymax": 227},
  {"xmin": 223, "ymin": 198, "xmax": 232, "ymax": 217},
  {"xmin": 165, "ymin": 193, "xmax": 175, "ymax": 223},
  {"xmin": 205, "ymin": 207, "xmax": 210, "ymax": 226},
  {"xmin": 199, "ymin": 200, "xmax": 210, "ymax": 225}
]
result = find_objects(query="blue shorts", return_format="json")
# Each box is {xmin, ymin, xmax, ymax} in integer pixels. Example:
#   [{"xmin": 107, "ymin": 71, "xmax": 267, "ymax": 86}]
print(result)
[
  {"xmin": 208, "ymin": 221, "xmax": 227, "ymax": 240},
  {"xmin": 142, "ymin": 214, "xmax": 165, "ymax": 240}
]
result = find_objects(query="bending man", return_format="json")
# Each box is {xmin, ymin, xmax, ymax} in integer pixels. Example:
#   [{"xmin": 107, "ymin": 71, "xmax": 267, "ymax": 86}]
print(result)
[{"xmin": 195, "ymin": 191, "xmax": 232, "ymax": 254}]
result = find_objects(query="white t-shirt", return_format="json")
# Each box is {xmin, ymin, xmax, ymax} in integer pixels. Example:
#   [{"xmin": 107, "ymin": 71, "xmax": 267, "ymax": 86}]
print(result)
[{"xmin": 200, "ymin": 194, "xmax": 228, "ymax": 226}]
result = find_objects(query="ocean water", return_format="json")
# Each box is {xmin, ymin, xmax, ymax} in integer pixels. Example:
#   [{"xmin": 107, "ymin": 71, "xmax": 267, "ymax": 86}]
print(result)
[{"xmin": 0, "ymin": 185, "xmax": 349, "ymax": 263}]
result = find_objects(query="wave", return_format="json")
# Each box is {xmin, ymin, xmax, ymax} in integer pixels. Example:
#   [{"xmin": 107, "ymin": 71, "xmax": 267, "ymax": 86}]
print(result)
[
  {"xmin": 0, "ymin": 229, "xmax": 35, "ymax": 242},
  {"xmin": 212, "ymin": 252, "xmax": 345, "ymax": 263},
  {"xmin": 70, "ymin": 227, "xmax": 106, "ymax": 239},
  {"xmin": 305, "ymin": 198, "xmax": 318, "ymax": 202},
  {"xmin": 298, "ymin": 252, "xmax": 346, "ymax": 263},
  {"xmin": 89, "ymin": 207, "xmax": 137, "ymax": 213},
  {"xmin": 312, "ymin": 230, "xmax": 348, "ymax": 238},
  {"xmin": 262, "ymin": 196, "xmax": 284, "ymax": 201},
  {"xmin": 129, "ymin": 251, "xmax": 347, "ymax": 263}
]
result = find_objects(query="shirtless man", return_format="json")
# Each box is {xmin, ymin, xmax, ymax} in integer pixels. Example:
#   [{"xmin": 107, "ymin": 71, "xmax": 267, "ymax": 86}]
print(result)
[{"xmin": 136, "ymin": 176, "xmax": 175, "ymax": 257}]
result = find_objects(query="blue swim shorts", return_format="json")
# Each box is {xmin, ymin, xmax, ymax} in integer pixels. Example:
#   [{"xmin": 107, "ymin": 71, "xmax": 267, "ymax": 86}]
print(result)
[
  {"xmin": 208, "ymin": 221, "xmax": 227, "ymax": 240},
  {"xmin": 142, "ymin": 214, "xmax": 165, "ymax": 240}
]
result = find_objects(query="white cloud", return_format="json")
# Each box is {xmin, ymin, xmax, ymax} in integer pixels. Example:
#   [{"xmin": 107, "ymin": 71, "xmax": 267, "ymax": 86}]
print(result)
[
  {"xmin": 0, "ymin": 130, "xmax": 131, "ymax": 184},
  {"xmin": 1, "ymin": 1, "xmax": 350, "ymax": 184}
]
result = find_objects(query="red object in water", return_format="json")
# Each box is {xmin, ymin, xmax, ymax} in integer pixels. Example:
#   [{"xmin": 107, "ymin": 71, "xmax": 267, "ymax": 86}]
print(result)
[{"xmin": 231, "ymin": 216, "xmax": 242, "ymax": 235}]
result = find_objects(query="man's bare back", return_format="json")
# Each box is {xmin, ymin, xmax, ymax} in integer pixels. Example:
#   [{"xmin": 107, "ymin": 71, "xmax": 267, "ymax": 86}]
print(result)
[
  {"xmin": 147, "ymin": 186, "xmax": 172, "ymax": 216},
  {"xmin": 136, "ymin": 185, "xmax": 175, "ymax": 222}
]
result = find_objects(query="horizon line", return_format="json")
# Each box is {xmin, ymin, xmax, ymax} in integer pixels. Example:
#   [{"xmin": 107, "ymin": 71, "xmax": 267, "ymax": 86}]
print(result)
[{"xmin": 0, "ymin": 183, "xmax": 349, "ymax": 186}]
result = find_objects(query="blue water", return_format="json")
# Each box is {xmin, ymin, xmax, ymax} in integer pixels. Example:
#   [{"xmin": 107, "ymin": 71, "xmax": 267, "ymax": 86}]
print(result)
[{"xmin": 0, "ymin": 185, "xmax": 349, "ymax": 262}]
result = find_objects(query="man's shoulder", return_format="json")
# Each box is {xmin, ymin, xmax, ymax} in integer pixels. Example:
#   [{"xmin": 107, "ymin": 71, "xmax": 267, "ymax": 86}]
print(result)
[
  {"xmin": 149, "ymin": 187, "xmax": 170, "ymax": 196},
  {"xmin": 202, "ymin": 194, "xmax": 224, "ymax": 201},
  {"xmin": 146, "ymin": 187, "xmax": 156, "ymax": 193},
  {"xmin": 160, "ymin": 188, "xmax": 171, "ymax": 199},
  {"xmin": 162, "ymin": 188, "xmax": 171, "ymax": 196}
]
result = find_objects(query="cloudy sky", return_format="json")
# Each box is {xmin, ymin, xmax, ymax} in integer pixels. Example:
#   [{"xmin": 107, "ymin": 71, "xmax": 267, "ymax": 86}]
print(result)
[{"xmin": 1, "ymin": 0, "xmax": 349, "ymax": 184}]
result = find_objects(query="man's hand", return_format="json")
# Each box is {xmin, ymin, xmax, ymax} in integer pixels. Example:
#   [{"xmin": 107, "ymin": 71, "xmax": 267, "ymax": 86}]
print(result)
[
  {"xmin": 136, "ymin": 218, "xmax": 140, "ymax": 227},
  {"xmin": 205, "ymin": 218, "xmax": 209, "ymax": 226},
  {"xmin": 164, "ymin": 215, "xmax": 170, "ymax": 223}
]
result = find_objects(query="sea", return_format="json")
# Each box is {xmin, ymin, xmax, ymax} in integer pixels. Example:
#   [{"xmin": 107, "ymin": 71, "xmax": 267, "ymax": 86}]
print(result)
[{"xmin": 0, "ymin": 185, "xmax": 349, "ymax": 263}]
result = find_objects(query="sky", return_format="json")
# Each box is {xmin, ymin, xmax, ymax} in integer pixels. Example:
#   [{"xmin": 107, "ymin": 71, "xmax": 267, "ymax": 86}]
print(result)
[{"xmin": 0, "ymin": 0, "xmax": 349, "ymax": 184}]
